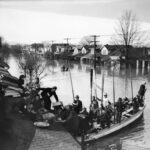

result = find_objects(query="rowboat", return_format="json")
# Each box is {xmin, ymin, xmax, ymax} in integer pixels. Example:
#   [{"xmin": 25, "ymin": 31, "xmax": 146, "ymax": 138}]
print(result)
[{"xmin": 76, "ymin": 105, "xmax": 145, "ymax": 143}]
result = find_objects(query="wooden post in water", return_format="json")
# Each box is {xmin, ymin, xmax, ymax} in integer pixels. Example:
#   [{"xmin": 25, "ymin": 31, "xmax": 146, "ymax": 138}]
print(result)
[
  {"xmin": 129, "ymin": 64, "xmax": 133, "ymax": 100},
  {"xmin": 90, "ymin": 69, "xmax": 93, "ymax": 102},
  {"xmin": 101, "ymin": 71, "xmax": 104, "ymax": 103},
  {"xmin": 113, "ymin": 63, "xmax": 116, "ymax": 123},
  {"xmin": 125, "ymin": 65, "xmax": 127, "ymax": 97},
  {"xmin": 68, "ymin": 68, "xmax": 75, "ymax": 101}
]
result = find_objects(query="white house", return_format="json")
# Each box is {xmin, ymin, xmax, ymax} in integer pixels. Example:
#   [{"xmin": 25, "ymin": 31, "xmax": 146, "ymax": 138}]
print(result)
[
  {"xmin": 90, "ymin": 47, "xmax": 94, "ymax": 54},
  {"xmin": 73, "ymin": 47, "xmax": 80, "ymax": 55},
  {"xmin": 101, "ymin": 46, "xmax": 109, "ymax": 55},
  {"xmin": 56, "ymin": 46, "xmax": 65, "ymax": 53},
  {"xmin": 81, "ymin": 47, "xmax": 87, "ymax": 54}
]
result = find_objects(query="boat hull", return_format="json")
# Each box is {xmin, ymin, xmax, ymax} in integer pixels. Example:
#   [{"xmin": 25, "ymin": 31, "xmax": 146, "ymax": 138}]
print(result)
[{"xmin": 76, "ymin": 106, "xmax": 145, "ymax": 143}]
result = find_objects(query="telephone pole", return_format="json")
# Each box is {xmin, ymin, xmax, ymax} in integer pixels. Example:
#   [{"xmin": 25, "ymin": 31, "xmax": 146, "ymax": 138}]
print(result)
[
  {"xmin": 64, "ymin": 38, "xmax": 71, "ymax": 52},
  {"xmin": 91, "ymin": 35, "xmax": 100, "ymax": 99},
  {"xmin": 50, "ymin": 40, "xmax": 55, "ymax": 45},
  {"xmin": 50, "ymin": 40, "xmax": 55, "ymax": 52},
  {"xmin": 91, "ymin": 35, "xmax": 100, "ymax": 69}
]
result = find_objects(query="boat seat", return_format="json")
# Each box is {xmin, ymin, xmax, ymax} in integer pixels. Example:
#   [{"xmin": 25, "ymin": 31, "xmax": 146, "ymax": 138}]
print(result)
[{"xmin": 124, "ymin": 113, "xmax": 133, "ymax": 117}]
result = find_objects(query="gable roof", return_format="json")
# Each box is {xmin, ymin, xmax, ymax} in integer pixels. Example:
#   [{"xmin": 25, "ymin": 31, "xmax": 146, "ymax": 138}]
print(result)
[{"xmin": 105, "ymin": 44, "xmax": 132, "ymax": 52}]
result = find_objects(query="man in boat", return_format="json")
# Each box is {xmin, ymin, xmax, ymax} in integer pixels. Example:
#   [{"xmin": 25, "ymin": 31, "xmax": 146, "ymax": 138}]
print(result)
[
  {"xmin": 73, "ymin": 95, "xmax": 82, "ymax": 114},
  {"xmin": 105, "ymin": 101, "xmax": 114, "ymax": 127},
  {"xmin": 123, "ymin": 97, "xmax": 130, "ymax": 110},
  {"xmin": 38, "ymin": 86, "xmax": 59, "ymax": 111},
  {"xmin": 59, "ymin": 105, "xmax": 80, "ymax": 136},
  {"xmin": 97, "ymin": 109, "xmax": 106, "ymax": 129},
  {"xmin": 103, "ymin": 93, "xmax": 110, "ymax": 107},
  {"xmin": 115, "ymin": 98, "xmax": 124, "ymax": 123},
  {"xmin": 138, "ymin": 82, "xmax": 146, "ymax": 99},
  {"xmin": 89, "ymin": 96, "xmax": 99, "ymax": 121},
  {"xmin": 133, "ymin": 97, "xmax": 139, "ymax": 113},
  {"xmin": 136, "ymin": 94, "xmax": 144, "ymax": 107}
]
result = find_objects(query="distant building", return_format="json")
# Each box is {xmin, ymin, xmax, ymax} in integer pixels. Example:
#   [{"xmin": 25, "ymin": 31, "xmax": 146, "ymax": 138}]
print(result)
[
  {"xmin": 101, "ymin": 44, "xmax": 128, "ymax": 61},
  {"xmin": 52, "ymin": 43, "xmax": 72, "ymax": 54},
  {"xmin": 128, "ymin": 47, "xmax": 147, "ymax": 59}
]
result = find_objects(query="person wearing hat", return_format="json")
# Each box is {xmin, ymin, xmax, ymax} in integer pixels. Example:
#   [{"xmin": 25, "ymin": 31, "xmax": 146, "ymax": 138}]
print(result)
[
  {"xmin": 115, "ymin": 98, "xmax": 124, "ymax": 123},
  {"xmin": 73, "ymin": 95, "xmax": 82, "ymax": 114},
  {"xmin": 38, "ymin": 86, "xmax": 59, "ymax": 111},
  {"xmin": 103, "ymin": 93, "xmax": 109, "ymax": 107},
  {"xmin": 18, "ymin": 75, "xmax": 26, "ymax": 92},
  {"xmin": 138, "ymin": 82, "xmax": 146, "ymax": 100}
]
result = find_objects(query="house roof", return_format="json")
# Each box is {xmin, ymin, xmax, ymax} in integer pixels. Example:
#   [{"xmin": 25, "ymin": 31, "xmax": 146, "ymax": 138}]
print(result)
[
  {"xmin": 73, "ymin": 52, "xmax": 85, "ymax": 58},
  {"xmin": 101, "ymin": 49, "xmax": 121, "ymax": 61},
  {"xmin": 81, "ymin": 52, "xmax": 94, "ymax": 59},
  {"xmin": 110, "ymin": 50, "xmax": 122, "ymax": 56},
  {"xmin": 104, "ymin": 44, "xmax": 132, "ymax": 52}
]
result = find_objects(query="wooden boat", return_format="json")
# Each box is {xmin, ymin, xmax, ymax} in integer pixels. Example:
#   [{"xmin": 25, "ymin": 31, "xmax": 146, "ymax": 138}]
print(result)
[
  {"xmin": 63, "ymin": 44, "xmax": 145, "ymax": 143},
  {"xmin": 76, "ymin": 105, "xmax": 145, "ymax": 143}
]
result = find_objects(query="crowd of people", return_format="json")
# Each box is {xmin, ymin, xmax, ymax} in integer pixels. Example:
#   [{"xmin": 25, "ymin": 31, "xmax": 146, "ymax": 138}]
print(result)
[{"xmin": 1, "ymin": 74, "xmax": 147, "ymax": 136}]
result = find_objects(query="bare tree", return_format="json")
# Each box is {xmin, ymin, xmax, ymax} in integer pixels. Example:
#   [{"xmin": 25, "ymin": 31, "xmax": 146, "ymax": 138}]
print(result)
[
  {"xmin": 18, "ymin": 52, "xmax": 47, "ymax": 85},
  {"xmin": 113, "ymin": 10, "xmax": 144, "ymax": 59},
  {"xmin": 79, "ymin": 36, "xmax": 93, "ymax": 46}
]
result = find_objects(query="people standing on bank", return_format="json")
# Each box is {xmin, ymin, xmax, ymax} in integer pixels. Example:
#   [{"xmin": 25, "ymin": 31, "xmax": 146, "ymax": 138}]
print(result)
[
  {"xmin": 18, "ymin": 75, "xmax": 26, "ymax": 92},
  {"xmin": 0, "ymin": 84, "xmax": 5, "ymax": 97},
  {"xmin": 73, "ymin": 95, "xmax": 82, "ymax": 114},
  {"xmin": 35, "ymin": 77, "xmax": 40, "ymax": 89},
  {"xmin": 138, "ymin": 82, "xmax": 146, "ymax": 99},
  {"xmin": 38, "ymin": 86, "xmax": 59, "ymax": 111}
]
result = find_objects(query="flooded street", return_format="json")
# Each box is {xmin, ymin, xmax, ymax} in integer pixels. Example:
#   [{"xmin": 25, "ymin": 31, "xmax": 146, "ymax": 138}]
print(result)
[{"xmin": 7, "ymin": 56, "xmax": 150, "ymax": 150}]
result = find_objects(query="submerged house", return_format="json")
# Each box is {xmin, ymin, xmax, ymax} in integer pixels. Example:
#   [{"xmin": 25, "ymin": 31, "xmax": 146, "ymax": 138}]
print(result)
[
  {"xmin": 101, "ymin": 44, "xmax": 127, "ymax": 62},
  {"xmin": 73, "ymin": 46, "xmax": 89, "ymax": 61},
  {"xmin": 52, "ymin": 43, "xmax": 73, "ymax": 59},
  {"xmin": 81, "ymin": 45, "xmax": 101, "ymax": 62}
]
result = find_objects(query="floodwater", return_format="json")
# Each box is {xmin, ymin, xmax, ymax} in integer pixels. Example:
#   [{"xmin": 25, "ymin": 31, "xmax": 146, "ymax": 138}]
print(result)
[{"xmin": 7, "ymin": 56, "xmax": 150, "ymax": 150}]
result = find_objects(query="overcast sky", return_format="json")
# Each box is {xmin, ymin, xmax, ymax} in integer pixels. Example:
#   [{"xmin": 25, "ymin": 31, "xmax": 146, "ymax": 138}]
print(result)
[{"xmin": 0, "ymin": 0, "xmax": 150, "ymax": 44}]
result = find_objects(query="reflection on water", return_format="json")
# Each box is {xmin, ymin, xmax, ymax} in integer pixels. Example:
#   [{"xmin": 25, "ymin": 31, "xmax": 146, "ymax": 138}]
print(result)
[{"xmin": 7, "ymin": 56, "xmax": 150, "ymax": 150}]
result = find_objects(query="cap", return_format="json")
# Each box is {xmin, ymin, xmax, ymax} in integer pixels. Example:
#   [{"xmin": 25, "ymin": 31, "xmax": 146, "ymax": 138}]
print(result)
[
  {"xmin": 104, "ymin": 93, "xmax": 107, "ymax": 96},
  {"xmin": 75, "ymin": 95, "xmax": 79, "ymax": 99},
  {"xmin": 52, "ymin": 86, "xmax": 57, "ymax": 90}
]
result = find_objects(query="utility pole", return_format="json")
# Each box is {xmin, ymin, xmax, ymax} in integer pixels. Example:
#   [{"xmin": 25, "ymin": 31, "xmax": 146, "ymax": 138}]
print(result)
[
  {"xmin": 50, "ymin": 40, "xmax": 55, "ymax": 46},
  {"xmin": 50, "ymin": 40, "xmax": 55, "ymax": 52},
  {"xmin": 64, "ymin": 38, "xmax": 74, "ymax": 101},
  {"xmin": 64, "ymin": 38, "xmax": 71, "ymax": 52},
  {"xmin": 91, "ymin": 35, "xmax": 100, "ymax": 69},
  {"xmin": 91, "ymin": 35, "xmax": 100, "ymax": 99}
]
